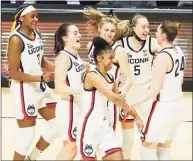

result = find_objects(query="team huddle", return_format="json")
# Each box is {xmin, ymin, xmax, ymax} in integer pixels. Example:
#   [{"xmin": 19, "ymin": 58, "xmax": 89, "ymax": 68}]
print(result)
[{"xmin": 7, "ymin": 4, "xmax": 185, "ymax": 161}]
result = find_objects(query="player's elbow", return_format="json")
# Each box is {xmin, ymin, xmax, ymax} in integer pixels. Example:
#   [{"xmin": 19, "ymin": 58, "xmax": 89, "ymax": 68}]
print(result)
[{"xmin": 9, "ymin": 69, "xmax": 18, "ymax": 80}]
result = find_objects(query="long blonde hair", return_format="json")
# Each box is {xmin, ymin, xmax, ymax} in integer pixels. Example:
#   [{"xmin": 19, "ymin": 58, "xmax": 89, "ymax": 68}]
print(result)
[
  {"xmin": 83, "ymin": 7, "xmax": 118, "ymax": 35},
  {"xmin": 116, "ymin": 14, "xmax": 148, "ymax": 40}
]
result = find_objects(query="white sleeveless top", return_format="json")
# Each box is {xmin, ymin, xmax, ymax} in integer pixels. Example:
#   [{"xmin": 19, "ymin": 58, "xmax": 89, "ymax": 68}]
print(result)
[{"xmin": 121, "ymin": 36, "xmax": 154, "ymax": 85}]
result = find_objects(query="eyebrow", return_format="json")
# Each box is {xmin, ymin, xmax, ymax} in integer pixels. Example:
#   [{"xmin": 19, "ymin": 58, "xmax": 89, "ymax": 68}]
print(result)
[
  {"xmin": 30, "ymin": 13, "xmax": 38, "ymax": 16},
  {"xmin": 142, "ymin": 25, "xmax": 149, "ymax": 27}
]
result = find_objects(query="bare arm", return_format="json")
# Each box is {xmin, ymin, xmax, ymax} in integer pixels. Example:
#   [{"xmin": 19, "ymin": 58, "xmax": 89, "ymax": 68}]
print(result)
[
  {"xmin": 54, "ymin": 53, "xmax": 83, "ymax": 95},
  {"xmin": 8, "ymin": 36, "xmax": 41, "ymax": 82},
  {"xmin": 87, "ymin": 73, "xmax": 140, "ymax": 120},
  {"xmin": 132, "ymin": 53, "xmax": 169, "ymax": 105},
  {"xmin": 115, "ymin": 46, "xmax": 132, "ymax": 94},
  {"xmin": 36, "ymin": 29, "xmax": 55, "ymax": 72},
  {"xmin": 113, "ymin": 81, "xmax": 119, "ymax": 95},
  {"xmin": 87, "ymin": 72, "xmax": 129, "ymax": 109},
  {"xmin": 41, "ymin": 56, "xmax": 55, "ymax": 72}
]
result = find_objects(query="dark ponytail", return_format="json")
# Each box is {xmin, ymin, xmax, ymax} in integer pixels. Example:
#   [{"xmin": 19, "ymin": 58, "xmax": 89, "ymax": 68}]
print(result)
[
  {"xmin": 93, "ymin": 37, "xmax": 113, "ymax": 63},
  {"xmin": 10, "ymin": 4, "xmax": 30, "ymax": 33},
  {"xmin": 54, "ymin": 23, "xmax": 71, "ymax": 55}
]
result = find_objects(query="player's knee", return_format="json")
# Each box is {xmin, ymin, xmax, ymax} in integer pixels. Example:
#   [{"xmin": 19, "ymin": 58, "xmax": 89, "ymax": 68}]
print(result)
[
  {"xmin": 122, "ymin": 129, "xmax": 134, "ymax": 149},
  {"xmin": 121, "ymin": 121, "xmax": 134, "ymax": 129},
  {"xmin": 42, "ymin": 118, "xmax": 60, "ymax": 143},
  {"xmin": 122, "ymin": 129, "xmax": 134, "ymax": 159},
  {"xmin": 15, "ymin": 126, "xmax": 35, "ymax": 156},
  {"xmin": 67, "ymin": 142, "xmax": 77, "ymax": 152}
]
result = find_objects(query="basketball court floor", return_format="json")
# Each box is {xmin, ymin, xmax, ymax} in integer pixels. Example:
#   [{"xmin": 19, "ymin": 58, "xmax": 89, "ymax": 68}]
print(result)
[{"xmin": 1, "ymin": 88, "xmax": 192, "ymax": 160}]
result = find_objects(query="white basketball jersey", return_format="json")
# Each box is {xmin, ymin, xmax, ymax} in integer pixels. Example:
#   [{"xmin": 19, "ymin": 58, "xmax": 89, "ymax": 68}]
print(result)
[
  {"xmin": 88, "ymin": 42, "xmax": 121, "ymax": 79},
  {"xmin": 10, "ymin": 29, "xmax": 44, "ymax": 76},
  {"xmin": 61, "ymin": 50, "xmax": 85, "ymax": 90},
  {"xmin": 81, "ymin": 69, "xmax": 114, "ymax": 120},
  {"xmin": 9, "ymin": 29, "xmax": 44, "ymax": 90},
  {"xmin": 156, "ymin": 46, "xmax": 185, "ymax": 101},
  {"xmin": 121, "ymin": 36, "xmax": 154, "ymax": 84}
]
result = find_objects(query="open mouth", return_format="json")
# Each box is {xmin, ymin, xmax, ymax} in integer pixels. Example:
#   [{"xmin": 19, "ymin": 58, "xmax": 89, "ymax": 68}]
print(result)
[{"xmin": 76, "ymin": 40, "xmax": 80, "ymax": 42}]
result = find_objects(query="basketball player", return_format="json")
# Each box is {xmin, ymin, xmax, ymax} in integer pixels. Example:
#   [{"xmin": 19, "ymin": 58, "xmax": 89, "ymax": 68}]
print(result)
[
  {"xmin": 83, "ymin": 7, "xmax": 132, "ymax": 132},
  {"xmin": 53, "ymin": 23, "xmax": 85, "ymax": 160},
  {"xmin": 131, "ymin": 20, "xmax": 185, "ymax": 160},
  {"xmin": 116, "ymin": 14, "xmax": 161, "ymax": 160},
  {"xmin": 76, "ymin": 37, "xmax": 143, "ymax": 160},
  {"xmin": 7, "ymin": 5, "xmax": 59, "ymax": 161}
]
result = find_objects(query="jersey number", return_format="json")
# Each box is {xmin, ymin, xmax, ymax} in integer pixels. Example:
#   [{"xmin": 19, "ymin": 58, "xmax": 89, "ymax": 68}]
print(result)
[
  {"xmin": 134, "ymin": 65, "xmax": 140, "ymax": 76},
  {"xmin": 37, "ymin": 54, "xmax": 41, "ymax": 65},
  {"xmin": 175, "ymin": 56, "xmax": 185, "ymax": 77}
]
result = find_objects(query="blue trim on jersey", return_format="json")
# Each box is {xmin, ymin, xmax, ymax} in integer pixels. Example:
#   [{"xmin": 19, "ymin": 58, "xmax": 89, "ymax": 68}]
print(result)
[
  {"xmin": 88, "ymin": 43, "xmax": 93, "ymax": 55},
  {"xmin": 159, "ymin": 46, "xmax": 174, "ymax": 53},
  {"xmin": 159, "ymin": 51, "xmax": 174, "ymax": 74},
  {"xmin": 121, "ymin": 37, "xmax": 124, "ymax": 48},
  {"xmin": 127, "ymin": 36, "xmax": 146, "ymax": 53},
  {"xmin": 68, "ymin": 56, "xmax": 73, "ymax": 71},
  {"xmin": 110, "ymin": 41, "xmax": 116, "ymax": 47},
  {"xmin": 95, "ymin": 68, "xmax": 114, "ymax": 84},
  {"xmin": 113, "ymin": 45, "xmax": 122, "ymax": 51},
  {"xmin": 63, "ymin": 49, "xmax": 78, "ymax": 60},
  {"xmin": 17, "ymin": 29, "xmax": 36, "ymax": 41}
]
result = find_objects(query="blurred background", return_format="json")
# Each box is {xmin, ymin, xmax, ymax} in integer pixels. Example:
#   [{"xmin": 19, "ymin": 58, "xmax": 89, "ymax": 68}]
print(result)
[{"xmin": 1, "ymin": 0, "xmax": 192, "ymax": 91}]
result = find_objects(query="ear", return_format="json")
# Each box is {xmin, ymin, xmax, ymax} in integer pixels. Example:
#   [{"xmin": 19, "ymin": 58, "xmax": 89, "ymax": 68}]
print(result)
[
  {"xmin": 132, "ymin": 27, "xmax": 136, "ymax": 32},
  {"xmin": 162, "ymin": 33, "xmax": 167, "ymax": 40},
  {"xmin": 19, "ymin": 16, "xmax": 24, "ymax": 23},
  {"xmin": 62, "ymin": 36, "xmax": 68, "ymax": 43},
  {"xmin": 96, "ymin": 55, "xmax": 102, "ymax": 62}
]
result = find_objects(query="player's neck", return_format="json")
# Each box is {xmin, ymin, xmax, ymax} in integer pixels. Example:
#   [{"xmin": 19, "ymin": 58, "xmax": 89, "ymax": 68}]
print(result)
[
  {"xmin": 130, "ymin": 36, "xmax": 144, "ymax": 47},
  {"xmin": 64, "ymin": 46, "xmax": 78, "ymax": 56},
  {"xmin": 161, "ymin": 42, "xmax": 174, "ymax": 49},
  {"xmin": 96, "ymin": 65, "xmax": 107, "ymax": 76},
  {"xmin": 19, "ymin": 27, "xmax": 33, "ymax": 38},
  {"xmin": 109, "ymin": 41, "xmax": 114, "ymax": 46}
]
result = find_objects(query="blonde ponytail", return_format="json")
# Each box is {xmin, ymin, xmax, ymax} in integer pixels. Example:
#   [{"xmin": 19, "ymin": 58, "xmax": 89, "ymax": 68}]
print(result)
[{"xmin": 83, "ymin": 6, "xmax": 106, "ymax": 34}]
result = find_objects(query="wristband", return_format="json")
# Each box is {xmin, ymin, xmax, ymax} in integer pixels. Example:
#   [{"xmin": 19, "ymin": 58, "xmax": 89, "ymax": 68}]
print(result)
[
  {"xmin": 41, "ymin": 75, "xmax": 44, "ymax": 82},
  {"xmin": 40, "ymin": 75, "xmax": 46, "ymax": 92}
]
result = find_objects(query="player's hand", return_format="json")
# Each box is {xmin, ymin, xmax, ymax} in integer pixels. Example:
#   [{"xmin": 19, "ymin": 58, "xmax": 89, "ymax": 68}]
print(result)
[
  {"xmin": 119, "ymin": 87, "xmax": 127, "ymax": 100},
  {"xmin": 43, "ymin": 73, "xmax": 54, "ymax": 82},
  {"xmin": 122, "ymin": 107, "xmax": 131, "ymax": 121},
  {"xmin": 135, "ymin": 115, "xmax": 144, "ymax": 130}
]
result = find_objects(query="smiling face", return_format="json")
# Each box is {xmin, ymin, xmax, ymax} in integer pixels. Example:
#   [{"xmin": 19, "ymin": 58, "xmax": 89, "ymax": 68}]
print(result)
[
  {"xmin": 63, "ymin": 25, "xmax": 81, "ymax": 50},
  {"xmin": 97, "ymin": 50, "xmax": 115, "ymax": 71},
  {"xmin": 133, "ymin": 17, "xmax": 150, "ymax": 40},
  {"xmin": 20, "ymin": 10, "xmax": 38, "ymax": 30},
  {"xmin": 99, "ymin": 22, "xmax": 116, "ymax": 44}
]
